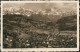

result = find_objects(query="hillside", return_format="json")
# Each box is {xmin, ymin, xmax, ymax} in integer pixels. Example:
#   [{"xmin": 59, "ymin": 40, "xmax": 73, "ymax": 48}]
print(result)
[
  {"xmin": 57, "ymin": 15, "xmax": 77, "ymax": 31},
  {"xmin": 3, "ymin": 14, "xmax": 77, "ymax": 48}
]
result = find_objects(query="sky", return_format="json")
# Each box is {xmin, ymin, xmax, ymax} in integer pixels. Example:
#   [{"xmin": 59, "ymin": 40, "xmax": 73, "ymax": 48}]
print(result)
[
  {"xmin": 3, "ymin": 2, "xmax": 77, "ymax": 10},
  {"xmin": 3, "ymin": 2, "xmax": 77, "ymax": 15}
]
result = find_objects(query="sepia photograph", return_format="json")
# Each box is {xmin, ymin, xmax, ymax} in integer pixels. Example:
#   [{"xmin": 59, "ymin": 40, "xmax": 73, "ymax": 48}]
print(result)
[{"xmin": 1, "ymin": 1, "xmax": 79, "ymax": 51}]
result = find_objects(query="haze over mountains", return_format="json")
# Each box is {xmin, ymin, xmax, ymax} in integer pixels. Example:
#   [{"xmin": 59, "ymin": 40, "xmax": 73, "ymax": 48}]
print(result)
[
  {"xmin": 3, "ymin": 6, "xmax": 77, "ymax": 23},
  {"xmin": 3, "ymin": 3, "xmax": 77, "ymax": 16}
]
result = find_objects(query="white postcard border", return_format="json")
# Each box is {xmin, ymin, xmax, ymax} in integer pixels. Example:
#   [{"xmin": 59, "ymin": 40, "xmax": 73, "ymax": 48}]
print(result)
[{"xmin": 1, "ymin": 1, "xmax": 79, "ymax": 51}]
